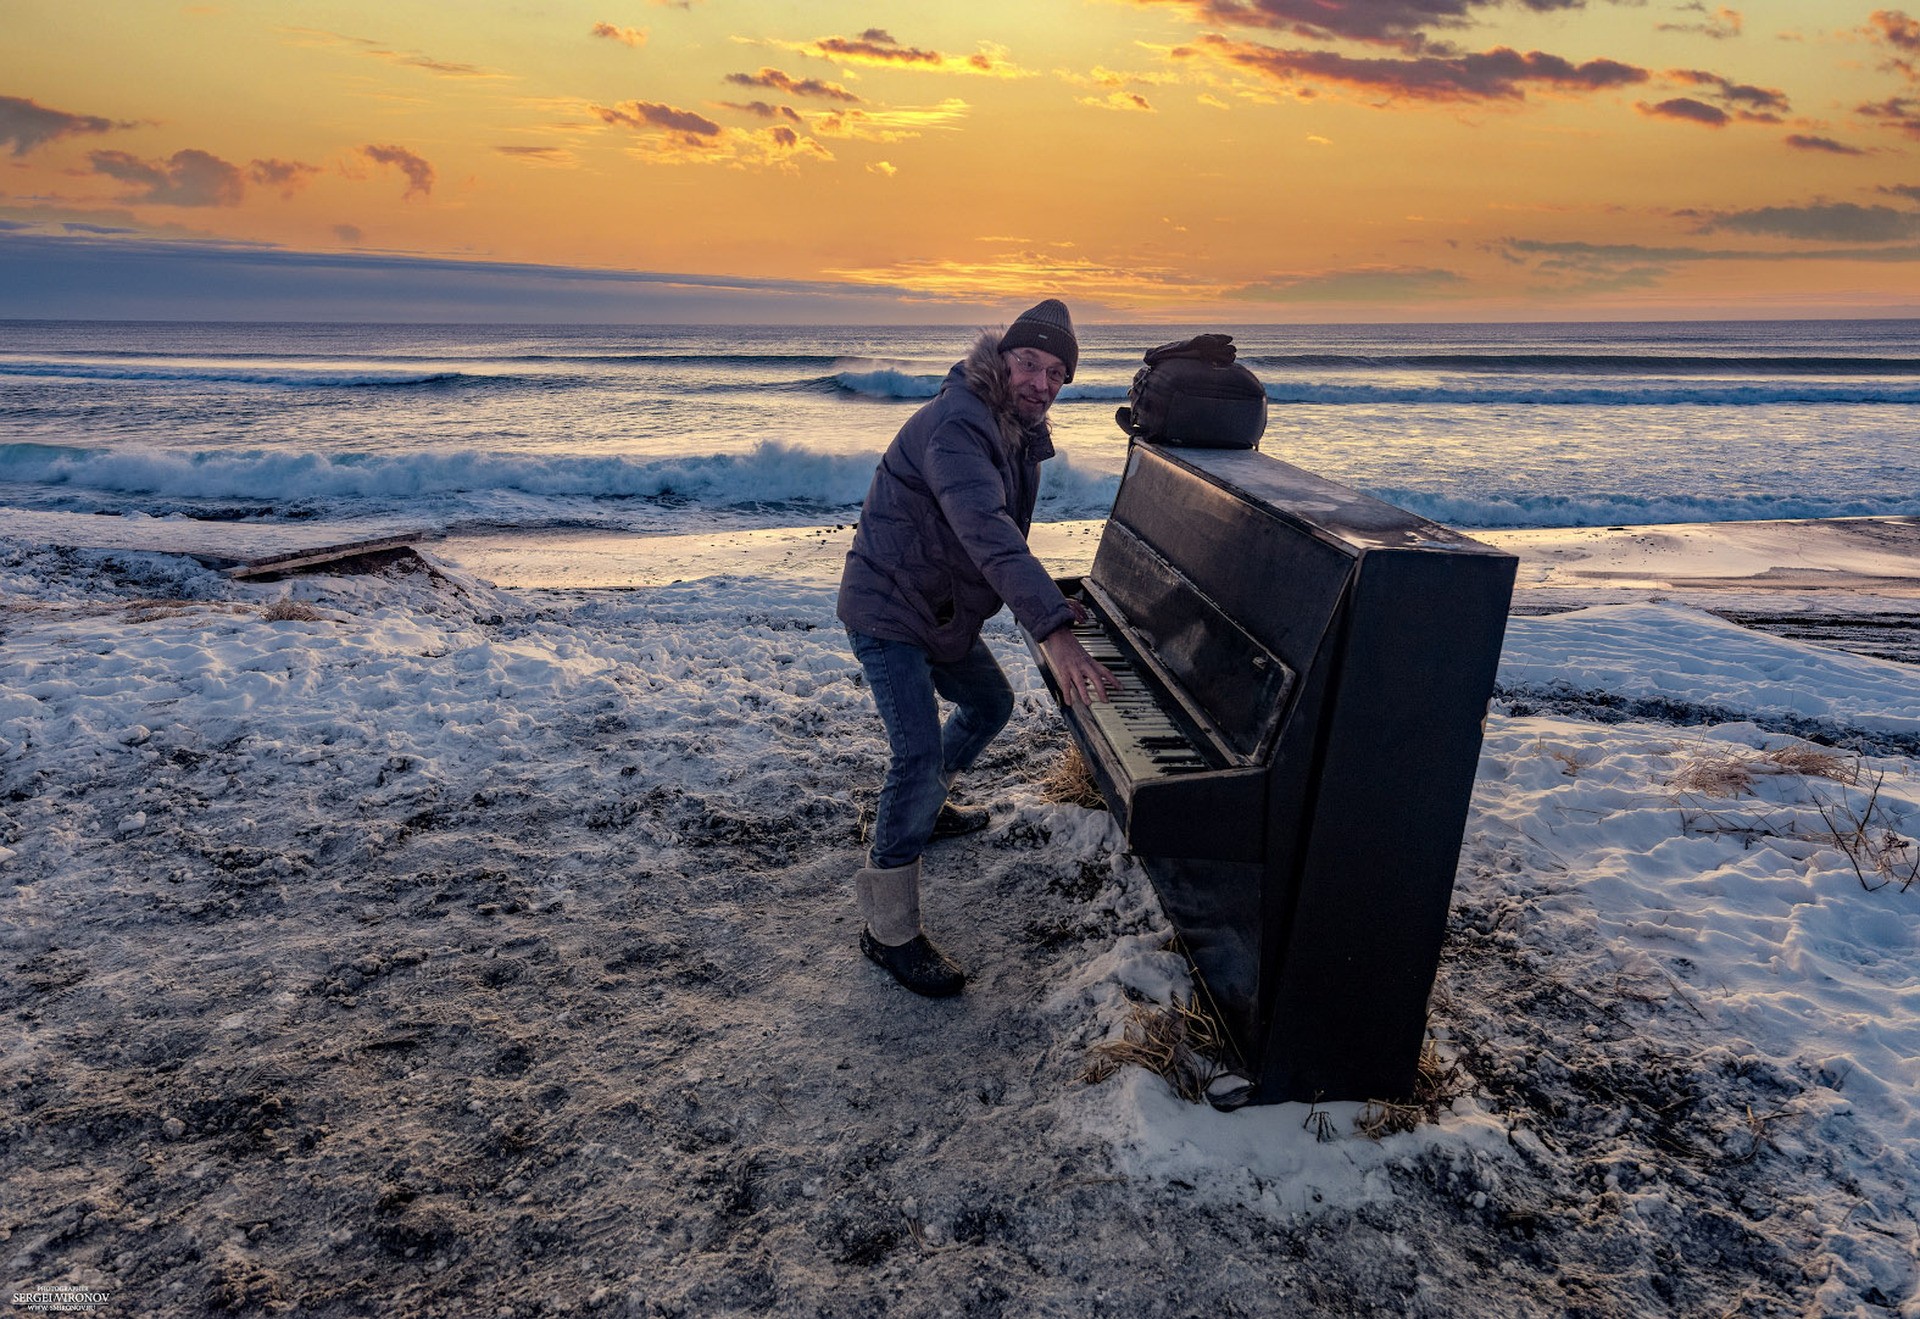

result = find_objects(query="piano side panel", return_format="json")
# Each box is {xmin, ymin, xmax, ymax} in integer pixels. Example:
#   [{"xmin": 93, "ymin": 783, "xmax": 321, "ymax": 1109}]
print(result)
[
  {"xmin": 1255, "ymin": 544, "xmax": 1516, "ymax": 1102},
  {"xmin": 1150, "ymin": 612, "xmax": 1349, "ymax": 1076}
]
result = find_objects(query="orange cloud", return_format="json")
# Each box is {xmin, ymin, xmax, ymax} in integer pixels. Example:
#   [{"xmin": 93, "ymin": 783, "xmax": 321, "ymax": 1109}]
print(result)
[
  {"xmin": 623, "ymin": 122, "xmax": 832, "ymax": 169},
  {"xmin": 1079, "ymin": 91, "xmax": 1156, "ymax": 111},
  {"xmin": 0, "ymin": 94, "xmax": 134, "ymax": 156},
  {"xmin": 591, "ymin": 22, "xmax": 648, "ymax": 48},
  {"xmin": 1638, "ymin": 97, "xmax": 1730, "ymax": 126},
  {"xmin": 1868, "ymin": 9, "xmax": 1920, "ymax": 54},
  {"xmin": 781, "ymin": 30, "xmax": 1027, "ymax": 78},
  {"xmin": 1658, "ymin": 4, "xmax": 1744, "ymax": 40},
  {"xmin": 593, "ymin": 100, "xmax": 722, "ymax": 137},
  {"xmin": 1121, "ymin": 0, "xmax": 1606, "ymax": 53},
  {"xmin": 725, "ymin": 67, "xmax": 862, "ymax": 102},
  {"xmin": 1665, "ymin": 68, "xmax": 1789, "ymax": 120},
  {"xmin": 807, "ymin": 99, "xmax": 971, "ymax": 142},
  {"xmin": 90, "ymin": 148, "xmax": 245, "ymax": 206},
  {"xmin": 361, "ymin": 143, "xmax": 435, "ymax": 197},
  {"xmin": 495, "ymin": 145, "xmax": 578, "ymax": 166},
  {"xmin": 1865, "ymin": 10, "xmax": 1920, "ymax": 83},
  {"xmin": 1171, "ymin": 35, "xmax": 1648, "ymax": 104},
  {"xmin": 719, "ymin": 101, "xmax": 805, "ymax": 123},
  {"xmin": 1859, "ymin": 95, "xmax": 1920, "ymax": 135},
  {"xmin": 1785, "ymin": 133, "xmax": 1865, "ymax": 154},
  {"xmin": 281, "ymin": 28, "xmax": 510, "ymax": 79},
  {"xmin": 248, "ymin": 158, "xmax": 322, "ymax": 197},
  {"xmin": 1230, "ymin": 265, "xmax": 1468, "ymax": 303}
]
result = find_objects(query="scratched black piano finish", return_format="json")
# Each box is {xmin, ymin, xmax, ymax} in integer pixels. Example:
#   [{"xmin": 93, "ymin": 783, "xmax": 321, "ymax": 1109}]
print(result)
[{"xmin": 1024, "ymin": 443, "xmax": 1517, "ymax": 1104}]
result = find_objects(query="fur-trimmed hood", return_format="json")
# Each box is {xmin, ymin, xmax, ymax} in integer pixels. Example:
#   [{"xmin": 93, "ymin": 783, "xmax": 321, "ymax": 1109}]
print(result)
[{"xmin": 960, "ymin": 328, "xmax": 1046, "ymax": 452}]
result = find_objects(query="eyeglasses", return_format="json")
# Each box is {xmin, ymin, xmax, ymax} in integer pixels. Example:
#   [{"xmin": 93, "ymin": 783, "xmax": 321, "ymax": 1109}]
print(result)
[{"xmin": 1007, "ymin": 350, "xmax": 1067, "ymax": 387}]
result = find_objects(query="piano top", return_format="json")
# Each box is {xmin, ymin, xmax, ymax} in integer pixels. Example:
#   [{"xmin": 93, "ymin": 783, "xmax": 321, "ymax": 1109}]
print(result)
[{"xmin": 1138, "ymin": 445, "xmax": 1513, "ymax": 558}]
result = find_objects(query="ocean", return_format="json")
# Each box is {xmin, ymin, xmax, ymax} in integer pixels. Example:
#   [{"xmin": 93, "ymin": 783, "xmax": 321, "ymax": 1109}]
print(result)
[{"xmin": 2, "ymin": 318, "xmax": 1918, "ymax": 542}]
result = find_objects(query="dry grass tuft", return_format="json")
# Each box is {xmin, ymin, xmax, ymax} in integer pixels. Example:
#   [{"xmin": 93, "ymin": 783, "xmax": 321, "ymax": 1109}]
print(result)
[
  {"xmin": 263, "ymin": 598, "xmax": 323, "ymax": 622},
  {"xmin": 1534, "ymin": 739, "xmax": 1596, "ymax": 777},
  {"xmin": 1671, "ymin": 740, "xmax": 1859, "ymax": 798},
  {"xmin": 1041, "ymin": 744, "xmax": 1107, "ymax": 810},
  {"xmin": 1760, "ymin": 742, "xmax": 1857, "ymax": 783},
  {"xmin": 1671, "ymin": 752, "xmax": 1755, "ymax": 797},
  {"xmin": 1354, "ymin": 1039, "xmax": 1467, "ymax": 1139},
  {"xmin": 124, "ymin": 599, "xmax": 249, "ymax": 624},
  {"xmin": 1081, "ymin": 995, "xmax": 1228, "ymax": 1103}
]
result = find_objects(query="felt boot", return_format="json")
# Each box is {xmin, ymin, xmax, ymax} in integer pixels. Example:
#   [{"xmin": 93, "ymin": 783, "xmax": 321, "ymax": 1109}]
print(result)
[{"xmin": 854, "ymin": 859, "xmax": 965, "ymax": 998}]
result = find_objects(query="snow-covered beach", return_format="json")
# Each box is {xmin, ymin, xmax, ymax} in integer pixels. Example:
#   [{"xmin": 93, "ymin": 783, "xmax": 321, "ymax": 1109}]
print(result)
[{"xmin": 4, "ymin": 516, "xmax": 1918, "ymax": 1317}]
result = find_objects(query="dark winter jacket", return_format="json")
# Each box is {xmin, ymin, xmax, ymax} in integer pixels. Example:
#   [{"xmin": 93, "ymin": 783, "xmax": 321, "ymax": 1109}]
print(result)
[{"xmin": 837, "ymin": 332, "xmax": 1076, "ymax": 663}]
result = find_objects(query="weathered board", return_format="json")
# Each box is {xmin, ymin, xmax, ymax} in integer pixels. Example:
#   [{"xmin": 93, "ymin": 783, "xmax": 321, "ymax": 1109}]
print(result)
[{"xmin": 0, "ymin": 508, "xmax": 427, "ymax": 575}]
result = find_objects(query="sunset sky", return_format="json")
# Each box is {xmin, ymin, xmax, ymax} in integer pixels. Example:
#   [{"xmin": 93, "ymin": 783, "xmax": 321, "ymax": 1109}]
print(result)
[{"xmin": 4, "ymin": 0, "xmax": 1919, "ymax": 322}]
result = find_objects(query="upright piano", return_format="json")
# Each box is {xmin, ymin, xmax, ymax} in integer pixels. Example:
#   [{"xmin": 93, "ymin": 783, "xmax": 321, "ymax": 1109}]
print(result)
[{"xmin": 1026, "ymin": 442, "xmax": 1516, "ymax": 1104}]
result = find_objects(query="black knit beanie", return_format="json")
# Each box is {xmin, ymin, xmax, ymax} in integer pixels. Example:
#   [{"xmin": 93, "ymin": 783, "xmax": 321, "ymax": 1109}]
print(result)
[{"xmin": 998, "ymin": 299, "xmax": 1078, "ymax": 382}]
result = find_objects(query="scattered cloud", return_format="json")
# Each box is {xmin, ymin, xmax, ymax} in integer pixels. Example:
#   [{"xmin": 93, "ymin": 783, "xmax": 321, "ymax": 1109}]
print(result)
[
  {"xmin": 724, "ymin": 68, "xmax": 862, "ymax": 103},
  {"xmin": 495, "ymin": 145, "xmax": 577, "ymax": 166},
  {"xmin": 1170, "ymin": 35, "xmax": 1649, "ymax": 104},
  {"xmin": 1056, "ymin": 65, "xmax": 1178, "ymax": 91},
  {"xmin": 1665, "ymin": 68, "xmax": 1789, "ymax": 120},
  {"xmin": 280, "ymin": 28, "xmax": 510, "ymax": 80},
  {"xmin": 0, "ymin": 94, "xmax": 133, "ymax": 157},
  {"xmin": 808, "ymin": 99, "xmax": 972, "ymax": 142},
  {"xmin": 778, "ymin": 30, "xmax": 1028, "ymax": 78},
  {"xmin": 593, "ymin": 100, "xmax": 722, "ymax": 137},
  {"xmin": 1861, "ymin": 10, "xmax": 1920, "ymax": 90},
  {"xmin": 1079, "ymin": 91, "xmax": 1156, "ymax": 111},
  {"xmin": 248, "ymin": 158, "xmax": 322, "ymax": 197},
  {"xmin": 89, "ymin": 148, "xmax": 245, "ymax": 206},
  {"xmin": 361, "ymin": 143, "xmax": 435, "ymax": 197},
  {"xmin": 1785, "ymin": 133, "xmax": 1865, "ymax": 154},
  {"xmin": 1638, "ymin": 96, "xmax": 1729, "ymax": 125},
  {"xmin": 1883, "ymin": 182, "xmax": 1920, "ymax": 202},
  {"xmin": 1496, "ymin": 236, "xmax": 1920, "ymax": 271},
  {"xmin": 1866, "ymin": 9, "xmax": 1920, "ymax": 55},
  {"xmin": 1658, "ymin": 4, "xmax": 1743, "ymax": 40},
  {"xmin": 1858, "ymin": 95, "xmax": 1920, "ymax": 136},
  {"xmin": 824, "ymin": 246, "xmax": 1185, "ymax": 305},
  {"xmin": 592, "ymin": 98, "xmax": 832, "ymax": 167},
  {"xmin": 1228, "ymin": 264, "xmax": 1468, "ymax": 302},
  {"xmin": 622, "ymin": 122, "xmax": 833, "ymax": 169},
  {"xmin": 334, "ymin": 223, "xmax": 363, "ymax": 244},
  {"xmin": 590, "ymin": 22, "xmax": 648, "ymax": 48},
  {"xmin": 1690, "ymin": 201, "xmax": 1920, "ymax": 242},
  {"xmin": 1119, "ymin": 0, "xmax": 1606, "ymax": 54},
  {"xmin": 868, "ymin": 160, "xmax": 897, "ymax": 176},
  {"xmin": 718, "ymin": 101, "xmax": 804, "ymax": 123}
]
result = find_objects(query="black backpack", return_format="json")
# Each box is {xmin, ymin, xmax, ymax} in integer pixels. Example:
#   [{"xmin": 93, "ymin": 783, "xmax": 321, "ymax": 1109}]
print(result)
[{"xmin": 1114, "ymin": 333, "xmax": 1267, "ymax": 450}]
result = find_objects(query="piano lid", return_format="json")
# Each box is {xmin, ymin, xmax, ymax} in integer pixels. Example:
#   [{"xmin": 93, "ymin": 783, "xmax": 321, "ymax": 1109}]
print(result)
[{"xmin": 1130, "ymin": 444, "xmax": 1513, "ymax": 557}]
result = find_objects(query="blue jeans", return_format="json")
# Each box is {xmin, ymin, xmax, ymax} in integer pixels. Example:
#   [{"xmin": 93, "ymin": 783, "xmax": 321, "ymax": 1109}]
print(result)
[{"xmin": 847, "ymin": 628, "xmax": 1015, "ymax": 868}]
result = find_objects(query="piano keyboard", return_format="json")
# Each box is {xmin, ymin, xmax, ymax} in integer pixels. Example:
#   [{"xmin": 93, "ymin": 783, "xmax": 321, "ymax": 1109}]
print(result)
[{"xmin": 1067, "ymin": 618, "xmax": 1214, "ymax": 777}]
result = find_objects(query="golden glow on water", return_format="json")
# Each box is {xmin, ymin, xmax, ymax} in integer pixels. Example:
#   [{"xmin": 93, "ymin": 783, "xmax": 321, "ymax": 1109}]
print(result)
[{"xmin": 2, "ymin": 0, "xmax": 1916, "ymax": 319}]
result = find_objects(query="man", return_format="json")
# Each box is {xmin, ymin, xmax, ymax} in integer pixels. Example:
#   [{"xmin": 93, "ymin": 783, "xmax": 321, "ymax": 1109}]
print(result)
[{"xmin": 837, "ymin": 298, "xmax": 1119, "ymax": 998}]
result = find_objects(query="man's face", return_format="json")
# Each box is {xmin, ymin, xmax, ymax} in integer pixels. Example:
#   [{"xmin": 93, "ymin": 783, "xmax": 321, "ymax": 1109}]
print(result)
[{"xmin": 1004, "ymin": 348, "xmax": 1067, "ymax": 423}]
